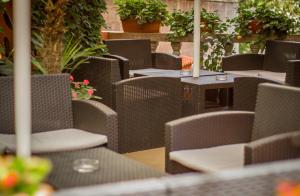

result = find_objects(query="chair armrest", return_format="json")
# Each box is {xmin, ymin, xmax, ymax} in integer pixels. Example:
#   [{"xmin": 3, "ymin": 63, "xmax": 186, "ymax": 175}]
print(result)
[
  {"xmin": 166, "ymin": 111, "xmax": 254, "ymax": 153},
  {"xmin": 104, "ymin": 54, "xmax": 130, "ymax": 79},
  {"xmin": 245, "ymin": 131, "xmax": 300, "ymax": 165},
  {"xmin": 152, "ymin": 53, "xmax": 182, "ymax": 70},
  {"xmin": 72, "ymin": 100, "xmax": 118, "ymax": 152},
  {"xmin": 285, "ymin": 60, "xmax": 300, "ymax": 87},
  {"xmin": 222, "ymin": 54, "xmax": 265, "ymax": 71}
]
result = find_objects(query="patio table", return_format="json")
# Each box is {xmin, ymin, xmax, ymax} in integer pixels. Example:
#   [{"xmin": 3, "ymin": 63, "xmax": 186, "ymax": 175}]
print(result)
[
  {"xmin": 181, "ymin": 74, "xmax": 238, "ymax": 115},
  {"xmin": 43, "ymin": 148, "xmax": 165, "ymax": 190},
  {"xmin": 130, "ymin": 68, "xmax": 224, "ymax": 78}
]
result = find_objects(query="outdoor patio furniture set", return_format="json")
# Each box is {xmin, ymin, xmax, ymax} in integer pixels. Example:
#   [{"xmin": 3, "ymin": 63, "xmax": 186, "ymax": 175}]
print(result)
[{"xmin": 0, "ymin": 39, "xmax": 300, "ymax": 191}]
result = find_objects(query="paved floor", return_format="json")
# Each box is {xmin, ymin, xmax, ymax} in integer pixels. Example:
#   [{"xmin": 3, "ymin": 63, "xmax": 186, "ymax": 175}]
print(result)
[{"xmin": 124, "ymin": 147, "xmax": 165, "ymax": 172}]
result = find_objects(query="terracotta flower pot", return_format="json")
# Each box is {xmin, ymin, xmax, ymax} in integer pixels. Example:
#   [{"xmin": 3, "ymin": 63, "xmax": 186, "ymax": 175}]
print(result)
[
  {"xmin": 121, "ymin": 19, "xmax": 161, "ymax": 33},
  {"xmin": 248, "ymin": 20, "xmax": 263, "ymax": 34}
]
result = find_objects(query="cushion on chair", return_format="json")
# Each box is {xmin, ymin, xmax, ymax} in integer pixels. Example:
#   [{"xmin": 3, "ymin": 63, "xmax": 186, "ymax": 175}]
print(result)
[
  {"xmin": 225, "ymin": 70, "xmax": 286, "ymax": 82},
  {"xmin": 169, "ymin": 143, "xmax": 245, "ymax": 172},
  {"xmin": 0, "ymin": 129, "xmax": 107, "ymax": 153}
]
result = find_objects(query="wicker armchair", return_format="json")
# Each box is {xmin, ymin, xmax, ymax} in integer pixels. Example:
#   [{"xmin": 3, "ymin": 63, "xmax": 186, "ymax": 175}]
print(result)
[
  {"xmin": 113, "ymin": 76, "xmax": 182, "ymax": 153},
  {"xmin": 233, "ymin": 59, "xmax": 300, "ymax": 111},
  {"xmin": 104, "ymin": 39, "xmax": 182, "ymax": 79},
  {"xmin": 166, "ymin": 83, "xmax": 300, "ymax": 174},
  {"xmin": 72, "ymin": 56, "xmax": 122, "ymax": 108},
  {"xmin": 0, "ymin": 74, "xmax": 118, "ymax": 153}
]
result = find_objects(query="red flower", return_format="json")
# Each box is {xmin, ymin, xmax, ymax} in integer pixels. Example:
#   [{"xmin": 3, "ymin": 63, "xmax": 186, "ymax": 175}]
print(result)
[
  {"xmin": 83, "ymin": 80, "xmax": 90, "ymax": 85},
  {"xmin": 72, "ymin": 91, "xmax": 78, "ymax": 98},
  {"xmin": 69, "ymin": 75, "xmax": 74, "ymax": 82},
  {"xmin": 1, "ymin": 172, "xmax": 19, "ymax": 189},
  {"xmin": 87, "ymin": 89, "xmax": 94, "ymax": 96}
]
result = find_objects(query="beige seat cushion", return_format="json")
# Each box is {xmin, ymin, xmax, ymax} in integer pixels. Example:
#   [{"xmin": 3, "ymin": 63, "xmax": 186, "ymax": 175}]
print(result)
[
  {"xmin": 0, "ymin": 129, "xmax": 107, "ymax": 153},
  {"xmin": 225, "ymin": 70, "xmax": 285, "ymax": 83},
  {"xmin": 170, "ymin": 143, "xmax": 245, "ymax": 172}
]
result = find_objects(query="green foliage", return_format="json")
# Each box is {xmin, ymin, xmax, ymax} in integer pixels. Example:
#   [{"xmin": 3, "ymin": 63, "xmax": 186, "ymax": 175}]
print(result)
[
  {"xmin": 0, "ymin": 156, "xmax": 51, "ymax": 195},
  {"xmin": 65, "ymin": 0, "xmax": 107, "ymax": 51},
  {"xmin": 167, "ymin": 8, "xmax": 233, "ymax": 71},
  {"xmin": 32, "ymin": 36, "xmax": 101, "ymax": 74},
  {"xmin": 234, "ymin": 0, "xmax": 299, "ymax": 38},
  {"xmin": 114, "ymin": 0, "xmax": 168, "ymax": 25},
  {"xmin": 32, "ymin": 0, "xmax": 107, "ymax": 55}
]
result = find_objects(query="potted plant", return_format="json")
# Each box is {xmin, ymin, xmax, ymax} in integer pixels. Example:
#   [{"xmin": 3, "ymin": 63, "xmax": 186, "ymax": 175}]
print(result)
[
  {"xmin": 233, "ymin": 0, "xmax": 299, "ymax": 52},
  {"xmin": 114, "ymin": 0, "xmax": 168, "ymax": 33}
]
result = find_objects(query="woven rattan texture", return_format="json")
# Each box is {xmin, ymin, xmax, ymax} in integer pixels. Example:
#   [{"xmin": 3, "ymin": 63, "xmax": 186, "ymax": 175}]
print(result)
[
  {"xmin": 286, "ymin": 60, "xmax": 300, "ymax": 87},
  {"xmin": 44, "ymin": 148, "xmax": 165, "ymax": 189},
  {"xmin": 233, "ymin": 77, "xmax": 280, "ymax": 111},
  {"xmin": 252, "ymin": 84, "xmax": 300, "ymax": 140},
  {"xmin": 72, "ymin": 57, "xmax": 121, "ymax": 108},
  {"xmin": 0, "ymin": 74, "xmax": 73, "ymax": 134},
  {"xmin": 104, "ymin": 39, "xmax": 153, "ymax": 70},
  {"xmin": 263, "ymin": 40, "xmax": 300, "ymax": 72},
  {"xmin": 114, "ymin": 77, "xmax": 182, "ymax": 153},
  {"xmin": 245, "ymin": 131, "xmax": 300, "ymax": 165},
  {"xmin": 72, "ymin": 100, "xmax": 118, "ymax": 152}
]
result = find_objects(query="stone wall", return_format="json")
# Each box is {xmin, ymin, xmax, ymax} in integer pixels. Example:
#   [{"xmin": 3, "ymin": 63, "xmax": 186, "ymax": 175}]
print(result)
[{"xmin": 103, "ymin": 0, "xmax": 237, "ymax": 56}]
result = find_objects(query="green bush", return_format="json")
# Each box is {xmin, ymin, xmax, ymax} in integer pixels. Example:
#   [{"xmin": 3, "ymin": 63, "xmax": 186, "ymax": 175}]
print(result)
[{"xmin": 114, "ymin": 0, "xmax": 168, "ymax": 25}]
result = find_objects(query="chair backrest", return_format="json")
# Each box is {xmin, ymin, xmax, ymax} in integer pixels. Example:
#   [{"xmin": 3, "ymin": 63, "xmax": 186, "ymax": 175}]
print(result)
[
  {"xmin": 72, "ymin": 56, "xmax": 121, "ymax": 108},
  {"xmin": 286, "ymin": 60, "xmax": 300, "ymax": 87},
  {"xmin": 104, "ymin": 39, "xmax": 153, "ymax": 70},
  {"xmin": 252, "ymin": 83, "xmax": 300, "ymax": 140},
  {"xmin": 0, "ymin": 74, "xmax": 73, "ymax": 134},
  {"xmin": 233, "ymin": 77, "xmax": 280, "ymax": 111},
  {"xmin": 114, "ymin": 76, "xmax": 182, "ymax": 153},
  {"xmin": 263, "ymin": 40, "xmax": 300, "ymax": 72}
]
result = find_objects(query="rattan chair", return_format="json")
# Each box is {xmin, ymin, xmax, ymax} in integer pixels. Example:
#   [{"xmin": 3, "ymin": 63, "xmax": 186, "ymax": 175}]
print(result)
[
  {"xmin": 0, "ymin": 74, "xmax": 118, "ymax": 153},
  {"xmin": 222, "ymin": 40, "xmax": 300, "ymax": 75},
  {"xmin": 72, "ymin": 56, "xmax": 122, "ymax": 108},
  {"xmin": 166, "ymin": 83, "xmax": 300, "ymax": 174},
  {"xmin": 104, "ymin": 39, "xmax": 182, "ymax": 79},
  {"xmin": 233, "ymin": 59, "xmax": 300, "ymax": 111},
  {"xmin": 113, "ymin": 76, "xmax": 182, "ymax": 153}
]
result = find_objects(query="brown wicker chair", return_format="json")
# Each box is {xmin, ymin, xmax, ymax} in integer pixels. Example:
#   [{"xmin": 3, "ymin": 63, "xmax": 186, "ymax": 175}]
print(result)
[
  {"xmin": 104, "ymin": 39, "xmax": 182, "ymax": 79},
  {"xmin": 222, "ymin": 40, "xmax": 300, "ymax": 73},
  {"xmin": 113, "ymin": 76, "xmax": 182, "ymax": 153},
  {"xmin": 166, "ymin": 83, "xmax": 300, "ymax": 174},
  {"xmin": 233, "ymin": 59, "xmax": 300, "ymax": 111},
  {"xmin": 0, "ymin": 74, "xmax": 118, "ymax": 153},
  {"xmin": 72, "ymin": 56, "xmax": 122, "ymax": 108}
]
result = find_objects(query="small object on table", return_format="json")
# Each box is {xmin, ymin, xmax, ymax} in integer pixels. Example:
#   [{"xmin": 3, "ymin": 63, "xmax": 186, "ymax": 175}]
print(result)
[
  {"xmin": 73, "ymin": 159, "xmax": 100, "ymax": 173},
  {"xmin": 216, "ymin": 74, "xmax": 228, "ymax": 81}
]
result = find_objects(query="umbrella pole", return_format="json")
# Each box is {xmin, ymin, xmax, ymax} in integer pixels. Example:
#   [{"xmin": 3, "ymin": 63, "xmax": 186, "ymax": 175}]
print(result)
[
  {"xmin": 193, "ymin": 0, "xmax": 201, "ymax": 78},
  {"xmin": 13, "ymin": 0, "xmax": 32, "ymax": 157}
]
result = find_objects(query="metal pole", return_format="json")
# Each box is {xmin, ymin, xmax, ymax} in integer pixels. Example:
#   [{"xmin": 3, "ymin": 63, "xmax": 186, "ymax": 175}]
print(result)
[
  {"xmin": 13, "ymin": 0, "xmax": 31, "ymax": 157},
  {"xmin": 193, "ymin": 0, "xmax": 201, "ymax": 77}
]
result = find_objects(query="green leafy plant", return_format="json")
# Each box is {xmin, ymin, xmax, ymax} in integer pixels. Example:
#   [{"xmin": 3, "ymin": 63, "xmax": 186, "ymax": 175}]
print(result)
[
  {"xmin": 32, "ymin": 36, "xmax": 101, "ymax": 74},
  {"xmin": 114, "ymin": 0, "xmax": 168, "ymax": 25},
  {"xmin": 233, "ymin": 0, "xmax": 300, "ymax": 51},
  {"xmin": 70, "ymin": 75, "xmax": 101, "ymax": 100},
  {"xmin": 0, "ymin": 156, "xmax": 52, "ymax": 195},
  {"xmin": 167, "ymin": 8, "xmax": 233, "ymax": 71}
]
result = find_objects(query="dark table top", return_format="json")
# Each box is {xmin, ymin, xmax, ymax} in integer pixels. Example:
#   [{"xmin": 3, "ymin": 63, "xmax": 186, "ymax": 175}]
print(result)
[
  {"xmin": 130, "ymin": 68, "xmax": 224, "ymax": 78},
  {"xmin": 181, "ymin": 74, "xmax": 238, "ymax": 88},
  {"xmin": 43, "ymin": 148, "xmax": 165, "ymax": 190}
]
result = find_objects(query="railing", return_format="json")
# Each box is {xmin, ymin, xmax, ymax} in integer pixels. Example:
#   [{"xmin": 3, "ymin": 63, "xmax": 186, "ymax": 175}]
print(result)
[{"xmin": 103, "ymin": 31, "xmax": 300, "ymax": 55}]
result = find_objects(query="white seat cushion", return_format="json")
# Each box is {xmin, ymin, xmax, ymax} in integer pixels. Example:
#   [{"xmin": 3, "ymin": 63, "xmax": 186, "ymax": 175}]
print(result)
[
  {"xmin": 0, "ymin": 129, "xmax": 107, "ymax": 153},
  {"xmin": 170, "ymin": 143, "xmax": 245, "ymax": 172},
  {"xmin": 225, "ymin": 70, "xmax": 286, "ymax": 82}
]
